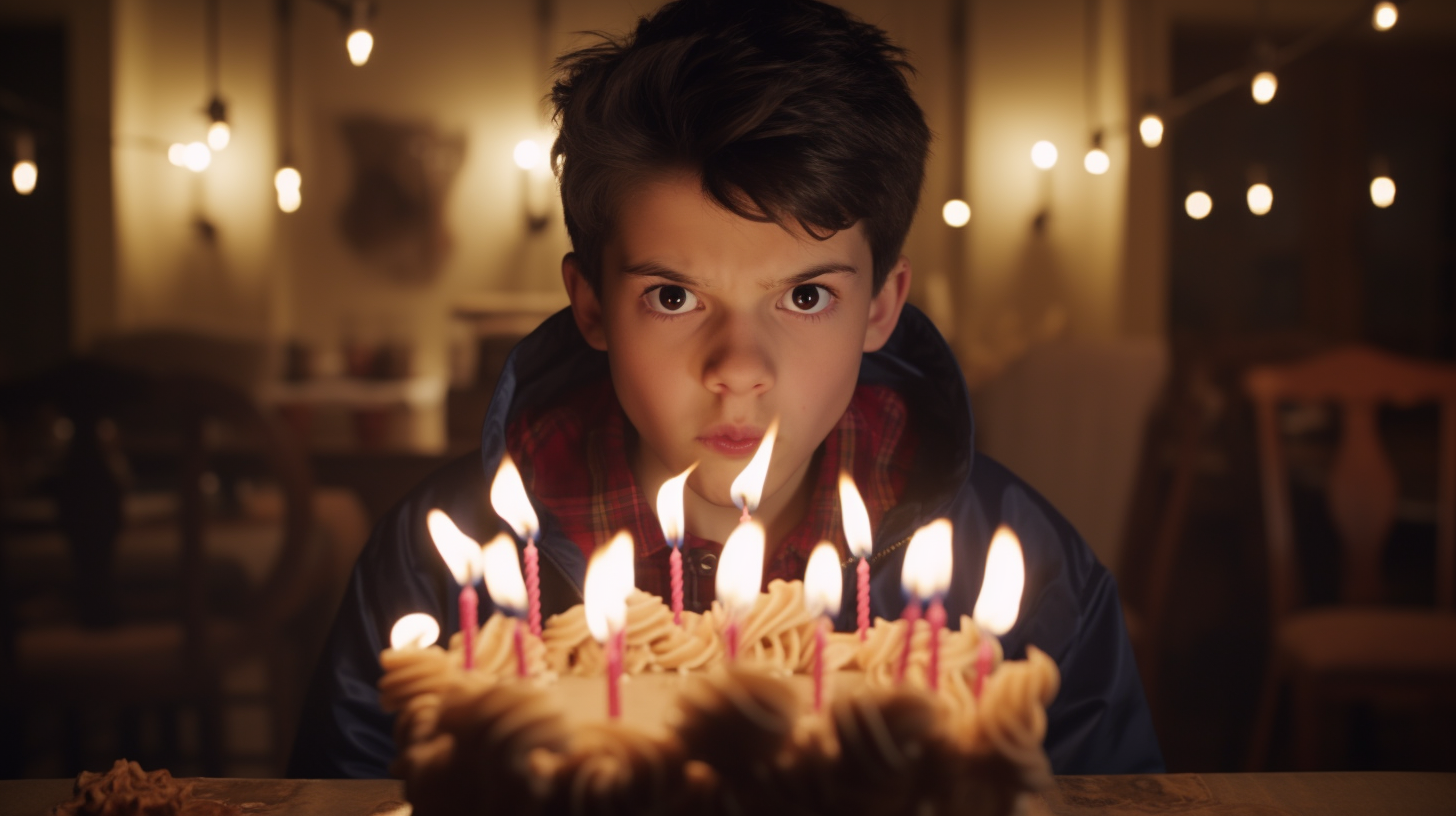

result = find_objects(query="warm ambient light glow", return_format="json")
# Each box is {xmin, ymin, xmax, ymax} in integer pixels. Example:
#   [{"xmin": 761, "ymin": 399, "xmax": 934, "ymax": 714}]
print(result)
[
  {"xmin": 838, "ymin": 472, "xmax": 873, "ymax": 560},
  {"xmin": 12, "ymin": 160, "xmax": 36, "ymax": 195},
  {"xmin": 716, "ymin": 520, "xmax": 765, "ymax": 621},
  {"xmin": 584, "ymin": 531, "xmax": 634, "ymax": 643},
  {"xmin": 1084, "ymin": 147, "xmax": 1110, "ymax": 175},
  {"xmin": 275, "ymin": 166, "xmax": 302, "ymax": 213},
  {"xmin": 427, "ymin": 509, "xmax": 482, "ymax": 586},
  {"xmin": 1251, "ymin": 71, "xmax": 1278, "ymax": 104},
  {"xmin": 1373, "ymin": 2, "xmax": 1398, "ymax": 31},
  {"xmin": 803, "ymin": 542, "xmax": 843, "ymax": 619},
  {"xmin": 513, "ymin": 139, "xmax": 543, "ymax": 170},
  {"xmin": 491, "ymin": 453, "xmax": 541, "ymax": 542},
  {"xmin": 1139, "ymin": 114, "xmax": 1164, "ymax": 148},
  {"xmin": 1370, "ymin": 176, "xmax": 1396, "ymax": 208},
  {"xmin": 730, "ymin": 418, "xmax": 779, "ymax": 516},
  {"xmin": 972, "ymin": 525, "xmax": 1024, "ymax": 636},
  {"xmin": 942, "ymin": 199, "xmax": 971, "ymax": 228},
  {"xmin": 182, "ymin": 142, "xmax": 211, "ymax": 172},
  {"xmin": 1247, "ymin": 183, "xmax": 1274, "ymax": 215},
  {"xmin": 207, "ymin": 120, "xmax": 231, "ymax": 151},
  {"xmin": 1030, "ymin": 140, "xmax": 1058, "ymax": 170},
  {"xmin": 1185, "ymin": 191, "xmax": 1213, "ymax": 220},
  {"xmin": 347, "ymin": 29, "xmax": 374, "ymax": 66},
  {"xmin": 389, "ymin": 613, "xmax": 440, "ymax": 651},
  {"xmin": 655, "ymin": 463, "xmax": 696, "ymax": 548},
  {"xmin": 902, "ymin": 519, "xmax": 953, "ymax": 601}
]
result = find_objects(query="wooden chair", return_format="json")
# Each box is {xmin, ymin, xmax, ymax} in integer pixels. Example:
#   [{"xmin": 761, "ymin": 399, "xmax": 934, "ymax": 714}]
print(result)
[
  {"xmin": 0, "ymin": 361, "xmax": 322, "ymax": 776},
  {"xmin": 1243, "ymin": 345, "xmax": 1456, "ymax": 770}
]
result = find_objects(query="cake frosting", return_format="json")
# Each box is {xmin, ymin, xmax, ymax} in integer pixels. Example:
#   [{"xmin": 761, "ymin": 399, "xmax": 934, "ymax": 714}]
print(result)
[{"xmin": 380, "ymin": 578, "xmax": 1059, "ymax": 816}]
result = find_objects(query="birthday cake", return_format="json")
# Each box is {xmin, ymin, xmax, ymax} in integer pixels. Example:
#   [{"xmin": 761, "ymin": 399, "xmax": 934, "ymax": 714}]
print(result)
[{"xmin": 378, "ymin": 578, "xmax": 1060, "ymax": 816}]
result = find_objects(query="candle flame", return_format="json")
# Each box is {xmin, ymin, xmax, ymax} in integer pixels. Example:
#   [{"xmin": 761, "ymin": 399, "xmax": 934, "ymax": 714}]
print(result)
[
  {"xmin": 480, "ymin": 533, "xmax": 528, "ymax": 617},
  {"xmin": 803, "ymin": 541, "xmax": 843, "ymax": 618},
  {"xmin": 902, "ymin": 518, "xmax": 954, "ymax": 601},
  {"xmin": 584, "ymin": 531, "xmax": 635, "ymax": 643},
  {"xmin": 973, "ymin": 525, "xmax": 1025, "ymax": 636},
  {"xmin": 715, "ymin": 520, "xmax": 765, "ymax": 620},
  {"xmin": 730, "ymin": 419, "xmax": 779, "ymax": 515},
  {"xmin": 389, "ymin": 613, "xmax": 440, "ymax": 650},
  {"xmin": 838, "ymin": 472, "xmax": 873, "ymax": 559},
  {"xmin": 655, "ymin": 462, "xmax": 697, "ymax": 549},
  {"xmin": 427, "ymin": 509, "xmax": 481, "ymax": 586},
  {"xmin": 490, "ymin": 453, "xmax": 540, "ymax": 542}
]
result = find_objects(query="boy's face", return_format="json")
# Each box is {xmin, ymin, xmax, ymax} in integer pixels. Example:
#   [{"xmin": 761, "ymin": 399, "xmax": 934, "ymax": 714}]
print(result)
[{"xmin": 564, "ymin": 172, "xmax": 910, "ymax": 514}]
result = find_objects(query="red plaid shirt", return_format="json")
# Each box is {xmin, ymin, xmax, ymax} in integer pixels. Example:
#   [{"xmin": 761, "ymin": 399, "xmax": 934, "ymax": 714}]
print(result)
[{"xmin": 506, "ymin": 379, "xmax": 916, "ymax": 611}]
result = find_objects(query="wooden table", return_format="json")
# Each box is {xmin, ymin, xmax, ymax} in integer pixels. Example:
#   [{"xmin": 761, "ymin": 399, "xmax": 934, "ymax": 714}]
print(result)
[{"xmin": 4, "ymin": 773, "xmax": 1454, "ymax": 815}]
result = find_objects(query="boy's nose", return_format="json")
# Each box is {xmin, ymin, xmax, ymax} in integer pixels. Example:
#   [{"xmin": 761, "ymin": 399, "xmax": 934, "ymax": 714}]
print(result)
[{"xmin": 701, "ymin": 318, "xmax": 774, "ymax": 396}]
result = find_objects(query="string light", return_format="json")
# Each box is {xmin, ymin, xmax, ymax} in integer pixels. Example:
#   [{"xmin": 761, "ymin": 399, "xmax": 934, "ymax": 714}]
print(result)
[
  {"xmin": 1251, "ymin": 71, "xmax": 1278, "ymax": 104},
  {"xmin": 1030, "ymin": 141, "xmax": 1058, "ymax": 170},
  {"xmin": 182, "ymin": 141, "xmax": 212, "ymax": 172},
  {"xmin": 1247, "ymin": 183, "xmax": 1273, "ymax": 215},
  {"xmin": 942, "ymin": 199, "xmax": 971, "ymax": 227},
  {"xmin": 1372, "ymin": 2, "xmax": 1398, "ymax": 31},
  {"xmin": 1138, "ymin": 114, "xmax": 1164, "ymax": 148},
  {"xmin": 1370, "ymin": 176, "xmax": 1396, "ymax": 208},
  {"xmin": 346, "ymin": 1, "xmax": 374, "ymax": 66},
  {"xmin": 275, "ymin": 166, "xmax": 302, "ymax": 213},
  {"xmin": 1083, "ymin": 132, "xmax": 1110, "ymax": 175},
  {"xmin": 12, "ymin": 133, "xmax": 37, "ymax": 195},
  {"xmin": 1185, "ymin": 191, "xmax": 1212, "ymax": 220}
]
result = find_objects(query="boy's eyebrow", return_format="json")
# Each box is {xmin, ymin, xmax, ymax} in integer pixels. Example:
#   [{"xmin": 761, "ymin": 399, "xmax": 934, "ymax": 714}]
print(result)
[
  {"xmin": 621, "ymin": 261, "xmax": 699, "ymax": 286},
  {"xmin": 768, "ymin": 263, "xmax": 858, "ymax": 288},
  {"xmin": 620, "ymin": 260, "xmax": 858, "ymax": 287}
]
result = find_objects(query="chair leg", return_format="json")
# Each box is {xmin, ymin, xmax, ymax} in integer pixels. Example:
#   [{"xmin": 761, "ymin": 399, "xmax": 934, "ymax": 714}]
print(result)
[
  {"xmin": 1245, "ymin": 657, "xmax": 1284, "ymax": 771},
  {"xmin": 1292, "ymin": 674, "xmax": 1322, "ymax": 771}
]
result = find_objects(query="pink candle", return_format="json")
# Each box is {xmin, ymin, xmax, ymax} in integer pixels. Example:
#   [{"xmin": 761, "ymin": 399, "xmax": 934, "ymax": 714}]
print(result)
[
  {"xmin": 973, "ymin": 634, "xmax": 994, "ymax": 699},
  {"xmin": 725, "ymin": 619, "xmax": 740, "ymax": 661},
  {"xmin": 669, "ymin": 547, "xmax": 684, "ymax": 626},
  {"xmin": 926, "ymin": 598, "xmax": 946, "ymax": 691},
  {"xmin": 856, "ymin": 557, "xmax": 870, "ymax": 641},
  {"xmin": 607, "ymin": 626, "xmax": 624, "ymax": 719},
  {"xmin": 895, "ymin": 599, "xmax": 920, "ymax": 684},
  {"xmin": 460, "ymin": 584, "xmax": 478, "ymax": 670},
  {"xmin": 512, "ymin": 617, "xmax": 528, "ymax": 678},
  {"xmin": 813, "ymin": 617, "xmax": 827, "ymax": 711},
  {"xmin": 739, "ymin": 506, "xmax": 751, "ymax": 524},
  {"xmin": 524, "ymin": 540, "xmax": 541, "ymax": 638}
]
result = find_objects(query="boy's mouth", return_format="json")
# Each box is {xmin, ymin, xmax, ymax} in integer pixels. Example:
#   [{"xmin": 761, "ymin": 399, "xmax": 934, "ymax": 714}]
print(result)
[{"xmin": 696, "ymin": 425, "xmax": 763, "ymax": 457}]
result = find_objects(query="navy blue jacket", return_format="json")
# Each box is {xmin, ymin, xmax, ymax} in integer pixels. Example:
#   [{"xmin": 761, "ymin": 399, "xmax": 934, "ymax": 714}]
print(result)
[{"xmin": 287, "ymin": 305, "xmax": 1163, "ymax": 778}]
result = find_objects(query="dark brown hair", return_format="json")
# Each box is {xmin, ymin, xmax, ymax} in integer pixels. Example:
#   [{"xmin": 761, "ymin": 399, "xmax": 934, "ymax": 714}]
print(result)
[{"xmin": 550, "ymin": 0, "xmax": 931, "ymax": 293}]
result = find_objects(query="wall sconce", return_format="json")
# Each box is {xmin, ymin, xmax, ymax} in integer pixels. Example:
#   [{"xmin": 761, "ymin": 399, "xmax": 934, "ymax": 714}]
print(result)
[{"xmin": 12, "ymin": 132, "xmax": 37, "ymax": 195}]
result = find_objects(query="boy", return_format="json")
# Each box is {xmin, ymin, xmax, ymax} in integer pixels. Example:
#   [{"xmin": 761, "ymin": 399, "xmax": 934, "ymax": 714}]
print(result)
[{"xmin": 289, "ymin": 0, "xmax": 1162, "ymax": 778}]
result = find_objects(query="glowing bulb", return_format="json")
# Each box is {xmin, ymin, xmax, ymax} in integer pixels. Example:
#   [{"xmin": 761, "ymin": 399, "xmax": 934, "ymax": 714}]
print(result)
[
  {"xmin": 942, "ymin": 199, "xmax": 971, "ymax": 227},
  {"xmin": 275, "ymin": 166, "xmax": 302, "ymax": 213},
  {"xmin": 347, "ymin": 29, "xmax": 373, "ymax": 66},
  {"xmin": 182, "ymin": 141, "xmax": 211, "ymax": 172},
  {"xmin": 12, "ymin": 160, "xmax": 37, "ymax": 195},
  {"xmin": 1185, "ymin": 191, "xmax": 1212, "ymax": 220},
  {"xmin": 1373, "ymin": 2, "xmax": 1397, "ymax": 31},
  {"xmin": 207, "ymin": 120, "xmax": 231, "ymax": 151},
  {"xmin": 1251, "ymin": 72, "xmax": 1278, "ymax": 104},
  {"xmin": 1247, "ymin": 183, "xmax": 1273, "ymax": 215},
  {"xmin": 1370, "ymin": 176, "xmax": 1396, "ymax": 208},
  {"xmin": 1030, "ymin": 140, "xmax": 1058, "ymax": 170},
  {"xmin": 513, "ymin": 139, "xmax": 542, "ymax": 170},
  {"xmin": 1139, "ymin": 114, "xmax": 1164, "ymax": 148},
  {"xmin": 1084, "ymin": 148, "xmax": 1110, "ymax": 175},
  {"xmin": 168, "ymin": 143, "xmax": 187, "ymax": 166}
]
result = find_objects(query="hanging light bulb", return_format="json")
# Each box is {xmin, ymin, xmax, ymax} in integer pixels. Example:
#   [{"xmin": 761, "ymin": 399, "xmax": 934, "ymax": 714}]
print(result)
[
  {"xmin": 1083, "ymin": 132, "xmax": 1110, "ymax": 175},
  {"xmin": 1030, "ymin": 140, "xmax": 1058, "ymax": 170},
  {"xmin": 346, "ymin": 1, "xmax": 373, "ymax": 66},
  {"xmin": 1370, "ymin": 176, "xmax": 1396, "ymax": 208},
  {"xmin": 168, "ymin": 143, "xmax": 187, "ymax": 166},
  {"xmin": 1247, "ymin": 183, "xmax": 1273, "ymax": 215},
  {"xmin": 1137, "ymin": 114, "xmax": 1164, "ymax": 148},
  {"xmin": 182, "ymin": 141, "xmax": 212, "ymax": 172},
  {"xmin": 1251, "ymin": 71, "xmax": 1278, "ymax": 105},
  {"xmin": 1372, "ymin": 2, "xmax": 1398, "ymax": 31},
  {"xmin": 275, "ymin": 165, "xmax": 302, "ymax": 213},
  {"xmin": 12, "ymin": 133, "xmax": 37, "ymax": 195},
  {"xmin": 206, "ymin": 97, "xmax": 230, "ymax": 151},
  {"xmin": 1184, "ymin": 191, "xmax": 1212, "ymax": 220},
  {"xmin": 942, "ymin": 199, "xmax": 971, "ymax": 227},
  {"xmin": 513, "ymin": 139, "xmax": 542, "ymax": 170}
]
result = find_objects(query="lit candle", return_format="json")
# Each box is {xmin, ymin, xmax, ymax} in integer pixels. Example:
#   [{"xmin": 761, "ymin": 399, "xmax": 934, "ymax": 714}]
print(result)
[
  {"xmin": 912, "ymin": 520, "xmax": 954, "ymax": 690},
  {"xmin": 803, "ymin": 542, "xmax": 843, "ymax": 711},
  {"xmin": 715, "ymin": 520, "xmax": 765, "ymax": 660},
  {"xmin": 389, "ymin": 613, "xmax": 441, "ymax": 652},
  {"xmin": 491, "ymin": 453, "xmax": 543, "ymax": 637},
  {"xmin": 838, "ymin": 473, "xmax": 874, "ymax": 641},
  {"xmin": 427, "ymin": 509, "xmax": 484, "ymax": 670},
  {"xmin": 971, "ymin": 525, "xmax": 1025, "ymax": 698},
  {"xmin": 480, "ymin": 532, "xmax": 531, "ymax": 677},
  {"xmin": 730, "ymin": 419, "xmax": 778, "ymax": 523},
  {"xmin": 584, "ymin": 531, "xmax": 634, "ymax": 719},
  {"xmin": 655, "ymin": 463, "xmax": 697, "ymax": 626}
]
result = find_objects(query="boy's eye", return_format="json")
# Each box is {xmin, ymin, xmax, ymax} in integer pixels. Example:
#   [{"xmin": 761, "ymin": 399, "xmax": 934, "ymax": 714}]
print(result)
[
  {"xmin": 781, "ymin": 284, "xmax": 831, "ymax": 315},
  {"xmin": 646, "ymin": 285, "xmax": 700, "ymax": 314}
]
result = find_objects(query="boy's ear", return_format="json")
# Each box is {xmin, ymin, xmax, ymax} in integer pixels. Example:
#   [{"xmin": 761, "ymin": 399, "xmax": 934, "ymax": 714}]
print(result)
[
  {"xmin": 863, "ymin": 256, "xmax": 912, "ymax": 352},
  {"xmin": 562, "ymin": 253, "xmax": 609, "ymax": 351}
]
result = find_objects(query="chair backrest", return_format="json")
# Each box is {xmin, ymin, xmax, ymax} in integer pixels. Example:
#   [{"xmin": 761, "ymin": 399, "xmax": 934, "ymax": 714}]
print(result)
[{"xmin": 1245, "ymin": 345, "xmax": 1456, "ymax": 622}]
